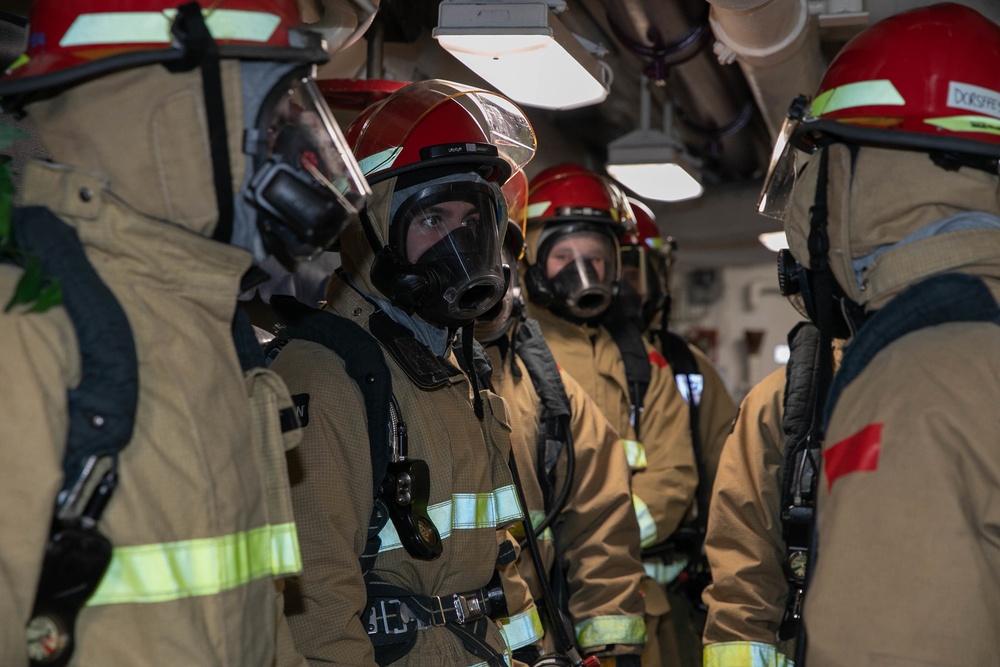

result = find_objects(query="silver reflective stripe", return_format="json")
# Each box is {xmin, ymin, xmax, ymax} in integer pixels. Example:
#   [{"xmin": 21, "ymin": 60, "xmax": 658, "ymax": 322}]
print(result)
[
  {"xmin": 675, "ymin": 373, "xmax": 704, "ymax": 406},
  {"xmin": 703, "ymin": 641, "xmax": 793, "ymax": 667},
  {"xmin": 498, "ymin": 605, "xmax": 544, "ymax": 651},
  {"xmin": 87, "ymin": 522, "xmax": 301, "ymax": 606},
  {"xmin": 632, "ymin": 493, "xmax": 657, "ymax": 548},
  {"xmin": 60, "ymin": 10, "xmax": 281, "ymax": 47},
  {"xmin": 643, "ymin": 556, "xmax": 688, "ymax": 585},
  {"xmin": 575, "ymin": 614, "xmax": 647, "ymax": 648},
  {"xmin": 378, "ymin": 485, "xmax": 524, "ymax": 553}
]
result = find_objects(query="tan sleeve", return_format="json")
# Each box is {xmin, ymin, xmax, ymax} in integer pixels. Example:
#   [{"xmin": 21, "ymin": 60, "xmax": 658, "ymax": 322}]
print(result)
[
  {"xmin": 557, "ymin": 371, "xmax": 647, "ymax": 654},
  {"xmin": 633, "ymin": 342, "xmax": 698, "ymax": 545},
  {"xmin": 688, "ymin": 344, "xmax": 737, "ymax": 496},
  {"xmin": 0, "ymin": 269, "xmax": 78, "ymax": 667},
  {"xmin": 702, "ymin": 368, "xmax": 789, "ymax": 647},
  {"xmin": 269, "ymin": 340, "xmax": 379, "ymax": 667}
]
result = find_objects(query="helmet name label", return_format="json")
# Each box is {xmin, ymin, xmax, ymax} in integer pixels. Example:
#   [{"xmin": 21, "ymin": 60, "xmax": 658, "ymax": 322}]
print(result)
[{"xmin": 947, "ymin": 81, "xmax": 1000, "ymax": 120}]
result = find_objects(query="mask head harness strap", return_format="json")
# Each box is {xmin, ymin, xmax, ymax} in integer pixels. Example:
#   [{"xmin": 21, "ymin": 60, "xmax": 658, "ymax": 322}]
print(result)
[{"xmin": 167, "ymin": 3, "xmax": 235, "ymax": 245}]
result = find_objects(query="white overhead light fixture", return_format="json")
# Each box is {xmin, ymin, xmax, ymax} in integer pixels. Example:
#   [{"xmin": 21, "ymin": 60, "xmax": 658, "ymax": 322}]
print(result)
[
  {"xmin": 432, "ymin": 0, "xmax": 611, "ymax": 110},
  {"xmin": 758, "ymin": 231, "xmax": 789, "ymax": 252},
  {"xmin": 606, "ymin": 75, "xmax": 703, "ymax": 202}
]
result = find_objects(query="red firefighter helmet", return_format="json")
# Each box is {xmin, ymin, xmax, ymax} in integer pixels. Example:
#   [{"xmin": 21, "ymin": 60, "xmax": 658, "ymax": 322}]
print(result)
[
  {"xmin": 0, "ymin": 0, "xmax": 326, "ymax": 107},
  {"xmin": 527, "ymin": 163, "xmax": 635, "ymax": 234},
  {"xmin": 760, "ymin": 3, "xmax": 1000, "ymax": 218},
  {"xmin": 806, "ymin": 3, "xmax": 1000, "ymax": 153},
  {"xmin": 346, "ymin": 79, "xmax": 536, "ymax": 186}
]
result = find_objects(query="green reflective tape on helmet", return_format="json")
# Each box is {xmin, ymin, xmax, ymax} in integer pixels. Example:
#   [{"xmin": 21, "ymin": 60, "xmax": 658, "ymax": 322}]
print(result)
[
  {"xmin": 498, "ymin": 605, "xmax": 544, "ymax": 651},
  {"xmin": 575, "ymin": 614, "xmax": 647, "ymax": 649},
  {"xmin": 61, "ymin": 9, "xmax": 282, "ymax": 48},
  {"xmin": 526, "ymin": 201, "xmax": 551, "ymax": 220},
  {"xmin": 643, "ymin": 555, "xmax": 688, "ymax": 585},
  {"xmin": 86, "ymin": 522, "xmax": 301, "ymax": 606},
  {"xmin": 358, "ymin": 146, "xmax": 403, "ymax": 177},
  {"xmin": 632, "ymin": 494, "xmax": 657, "ymax": 548},
  {"xmin": 703, "ymin": 641, "xmax": 793, "ymax": 667},
  {"xmin": 621, "ymin": 439, "xmax": 648, "ymax": 470},
  {"xmin": 378, "ymin": 485, "xmax": 524, "ymax": 553},
  {"xmin": 925, "ymin": 115, "xmax": 1000, "ymax": 136},
  {"xmin": 811, "ymin": 79, "xmax": 905, "ymax": 117}
]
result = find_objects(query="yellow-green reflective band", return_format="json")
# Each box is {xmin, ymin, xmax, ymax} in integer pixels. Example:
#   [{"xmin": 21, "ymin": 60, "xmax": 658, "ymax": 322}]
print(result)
[
  {"xmin": 526, "ymin": 201, "xmax": 551, "ymax": 219},
  {"xmin": 358, "ymin": 147, "xmax": 403, "ymax": 176},
  {"xmin": 811, "ymin": 80, "xmax": 905, "ymax": 117},
  {"xmin": 86, "ymin": 522, "xmax": 301, "ymax": 606},
  {"xmin": 575, "ymin": 614, "xmax": 647, "ymax": 648},
  {"xmin": 61, "ymin": 10, "xmax": 282, "ymax": 48},
  {"xmin": 632, "ymin": 494, "xmax": 657, "ymax": 548},
  {"xmin": 643, "ymin": 556, "xmax": 688, "ymax": 585},
  {"xmin": 6, "ymin": 54, "xmax": 28, "ymax": 73},
  {"xmin": 378, "ymin": 485, "xmax": 524, "ymax": 553},
  {"xmin": 621, "ymin": 439, "xmax": 648, "ymax": 470},
  {"xmin": 926, "ymin": 115, "xmax": 1000, "ymax": 137},
  {"xmin": 499, "ymin": 605, "xmax": 545, "ymax": 651},
  {"xmin": 703, "ymin": 641, "xmax": 793, "ymax": 667},
  {"xmin": 527, "ymin": 509, "xmax": 554, "ymax": 541}
]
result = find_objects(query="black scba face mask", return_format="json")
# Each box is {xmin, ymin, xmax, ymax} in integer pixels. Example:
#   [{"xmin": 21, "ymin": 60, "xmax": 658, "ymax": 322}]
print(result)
[
  {"xmin": 386, "ymin": 182, "xmax": 506, "ymax": 328},
  {"xmin": 244, "ymin": 75, "xmax": 369, "ymax": 270},
  {"xmin": 528, "ymin": 225, "xmax": 619, "ymax": 323},
  {"xmin": 776, "ymin": 248, "xmax": 865, "ymax": 339}
]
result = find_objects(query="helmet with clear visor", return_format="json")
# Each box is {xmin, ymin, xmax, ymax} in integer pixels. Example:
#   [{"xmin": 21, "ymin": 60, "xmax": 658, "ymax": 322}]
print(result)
[
  {"xmin": 759, "ymin": 3, "xmax": 1000, "ymax": 221},
  {"xmin": 524, "ymin": 164, "xmax": 635, "ymax": 322},
  {"xmin": 0, "ymin": 0, "xmax": 371, "ymax": 270},
  {"xmin": 346, "ymin": 80, "xmax": 536, "ymax": 328}
]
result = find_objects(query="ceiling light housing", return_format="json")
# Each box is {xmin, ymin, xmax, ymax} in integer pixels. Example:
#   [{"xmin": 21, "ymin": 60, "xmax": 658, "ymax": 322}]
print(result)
[
  {"xmin": 433, "ymin": 1, "xmax": 610, "ymax": 110},
  {"xmin": 606, "ymin": 128, "xmax": 704, "ymax": 202}
]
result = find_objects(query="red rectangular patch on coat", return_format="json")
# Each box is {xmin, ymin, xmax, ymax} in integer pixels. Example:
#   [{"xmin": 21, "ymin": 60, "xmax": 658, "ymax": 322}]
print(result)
[
  {"xmin": 648, "ymin": 350, "xmax": 669, "ymax": 369},
  {"xmin": 824, "ymin": 423, "xmax": 883, "ymax": 491}
]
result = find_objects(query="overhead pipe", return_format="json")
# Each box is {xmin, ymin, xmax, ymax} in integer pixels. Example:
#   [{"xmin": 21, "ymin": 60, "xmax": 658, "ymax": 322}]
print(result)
[
  {"xmin": 296, "ymin": 0, "xmax": 381, "ymax": 54},
  {"xmin": 593, "ymin": 0, "xmax": 773, "ymax": 180},
  {"xmin": 706, "ymin": 0, "xmax": 825, "ymax": 139}
]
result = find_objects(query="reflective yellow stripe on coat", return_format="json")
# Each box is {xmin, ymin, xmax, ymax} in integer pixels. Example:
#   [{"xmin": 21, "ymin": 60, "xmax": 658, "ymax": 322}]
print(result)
[
  {"xmin": 378, "ymin": 485, "xmax": 524, "ymax": 553},
  {"xmin": 703, "ymin": 641, "xmax": 793, "ymax": 667},
  {"xmin": 631, "ymin": 494, "xmax": 657, "ymax": 548},
  {"xmin": 575, "ymin": 614, "xmax": 647, "ymax": 648},
  {"xmin": 87, "ymin": 522, "xmax": 301, "ymax": 606},
  {"xmin": 499, "ymin": 605, "xmax": 545, "ymax": 651}
]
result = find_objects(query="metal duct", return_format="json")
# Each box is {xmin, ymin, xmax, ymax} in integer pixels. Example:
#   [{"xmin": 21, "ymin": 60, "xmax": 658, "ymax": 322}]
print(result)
[
  {"xmin": 594, "ymin": 0, "xmax": 773, "ymax": 180},
  {"xmin": 297, "ymin": 0, "xmax": 381, "ymax": 54},
  {"xmin": 706, "ymin": 0, "xmax": 825, "ymax": 139}
]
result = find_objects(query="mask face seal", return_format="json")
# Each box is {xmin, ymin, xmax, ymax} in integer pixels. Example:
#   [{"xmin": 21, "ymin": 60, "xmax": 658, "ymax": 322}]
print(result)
[
  {"xmin": 536, "ymin": 225, "xmax": 619, "ymax": 322},
  {"xmin": 381, "ymin": 181, "xmax": 506, "ymax": 328},
  {"xmin": 243, "ymin": 74, "xmax": 370, "ymax": 270}
]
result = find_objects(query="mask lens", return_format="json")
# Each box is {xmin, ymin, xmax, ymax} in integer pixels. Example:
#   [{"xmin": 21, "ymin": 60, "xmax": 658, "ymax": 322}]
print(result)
[{"xmin": 542, "ymin": 228, "xmax": 618, "ymax": 319}]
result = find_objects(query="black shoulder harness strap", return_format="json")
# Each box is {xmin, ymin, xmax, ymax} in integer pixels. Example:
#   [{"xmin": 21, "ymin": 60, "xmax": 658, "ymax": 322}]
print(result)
[
  {"xmin": 12, "ymin": 207, "xmax": 139, "ymax": 491},
  {"xmin": 270, "ymin": 294, "xmax": 393, "ymax": 503},
  {"xmin": 515, "ymin": 318, "xmax": 572, "ymax": 508},
  {"xmin": 602, "ymin": 305, "xmax": 651, "ymax": 437},
  {"xmin": 824, "ymin": 273, "xmax": 1000, "ymax": 431}
]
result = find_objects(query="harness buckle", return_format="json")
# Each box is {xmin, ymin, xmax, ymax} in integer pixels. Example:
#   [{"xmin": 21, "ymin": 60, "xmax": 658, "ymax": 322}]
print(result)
[{"xmin": 365, "ymin": 598, "xmax": 411, "ymax": 636}]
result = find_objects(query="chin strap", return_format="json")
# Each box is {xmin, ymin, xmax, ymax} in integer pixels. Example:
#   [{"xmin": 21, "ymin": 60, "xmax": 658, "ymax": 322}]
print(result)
[{"xmin": 170, "ymin": 2, "xmax": 234, "ymax": 245}]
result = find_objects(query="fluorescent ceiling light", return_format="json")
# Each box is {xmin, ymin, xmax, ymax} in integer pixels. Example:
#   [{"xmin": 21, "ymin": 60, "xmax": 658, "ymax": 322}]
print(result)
[
  {"xmin": 758, "ymin": 231, "xmax": 789, "ymax": 252},
  {"xmin": 433, "ymin": 1, "xmax": 610, "ymax": 110},
  {"xmin": 606, "ymin": 128, "xmax": 704, "ymax": 202}
]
